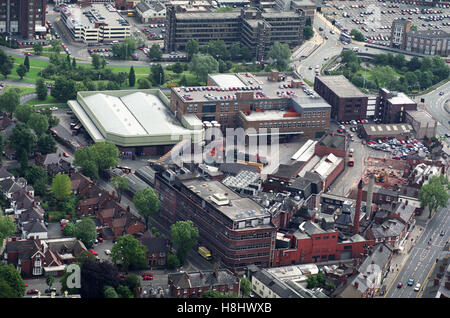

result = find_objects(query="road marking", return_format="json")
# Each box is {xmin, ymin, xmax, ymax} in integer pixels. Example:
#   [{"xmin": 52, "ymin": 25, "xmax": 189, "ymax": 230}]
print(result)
[
  {"xmin": 384, "ymin": 252, "xmax": 411, "ymax": 298},
  {"xmin": 416, "ymin": 257, "xmax": 437, "ymax": 298}
]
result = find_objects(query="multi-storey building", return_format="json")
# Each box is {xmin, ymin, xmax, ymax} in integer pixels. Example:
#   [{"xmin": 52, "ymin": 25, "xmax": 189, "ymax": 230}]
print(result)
[
  {"xmin": 0, "ymin": 0, "xmax": 46, "ymax": 39},
  {"xmin": 165, "ymin": 6, "xmax": 305, "ymax": 60},
  {"xmin": 314, "ymin": 75, "xmax": 368, "ymax": 122},
  {"xmin": 154, "ymin": 167, "xmax": 278, "ymax": 270},
  {"xmin": 390, "ymin": 19, "xmax": 450, "ymax": 56},
  {"xmin": 60, "ymin": 3, "xmax": 131, "ymax": 43},
  {"xmin": 170, "ymin": 71, "xmax": 331, "ymax": 140},
  {"xmin": 375, "ymin": 88, "xmax": 417, "ymax": 123}
]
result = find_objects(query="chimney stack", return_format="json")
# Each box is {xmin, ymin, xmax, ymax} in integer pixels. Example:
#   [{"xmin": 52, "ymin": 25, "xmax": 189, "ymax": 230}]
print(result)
[
  {"xmin": 366, "ymin": 174, "xmax": 375, "ymax": 220},
  {"xmin": 353, "ymin": 180, "xmax": 363, "ymax": 235}
]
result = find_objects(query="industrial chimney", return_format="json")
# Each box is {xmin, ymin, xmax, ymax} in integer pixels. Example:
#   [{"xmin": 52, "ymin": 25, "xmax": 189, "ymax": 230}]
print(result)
[
  {"xmin": 353, "ymin": 180, "xmax": 363, "ymax": 235},
  {"xmin": 366, "ymin": 174, "xmax": 374, "ymax": 220}
]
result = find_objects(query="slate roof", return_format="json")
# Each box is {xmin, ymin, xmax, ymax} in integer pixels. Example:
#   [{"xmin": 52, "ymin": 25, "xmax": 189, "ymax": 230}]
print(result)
[
  {"xmin": 6, "ymin": 238, "xmax": 42, "ymax": 261},
  {"xmin": 169, "ymin": 270, "xmax": 238, "ymax": 289},
  {"xmin": 271, "ymin": 161, "xmax": 304, "ymax": 179},
  {"xmin": 140, "ymin": 237, "xmax": 169, "ymax": 254},
  {"xmin": 23, "ymin": 220, "xmax": 48, "ymax": 234},
  {"xmin": 359, "ymin": 243, "xmax": 393, "ymax": 275},
  {"xmin": 218, "ymin": 162, "xmax": 259, "ymax": 176},
  {"xmin": 0, "ymin": 179, "xmax": 21, "ymax": 194},
  {"xmin": 0, "ymin": 167, "xmax": 13, "ymax": 179},
  {"xmin": 370, "ymin": 219, "xmax": 406, "ymax": 239},
  {"xmin": 252, "ymin": 270, "xmax": 301, "ymax": 298}
]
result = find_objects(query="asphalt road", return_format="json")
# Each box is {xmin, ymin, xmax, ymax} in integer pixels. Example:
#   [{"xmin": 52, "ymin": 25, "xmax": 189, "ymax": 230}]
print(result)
[
  {"xmin": 415, "ymin": 80, "xmax": 450, "ymax": 140},
  {"xmin": 385, "ymin": 201, "xmax": 450, "ymax": 298}
]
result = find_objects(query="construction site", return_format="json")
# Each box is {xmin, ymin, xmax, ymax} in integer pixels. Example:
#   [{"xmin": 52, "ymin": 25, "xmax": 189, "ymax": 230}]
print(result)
[{"xmin": 361, "ymin": 156, "xmax": 410, "ymax": 190}]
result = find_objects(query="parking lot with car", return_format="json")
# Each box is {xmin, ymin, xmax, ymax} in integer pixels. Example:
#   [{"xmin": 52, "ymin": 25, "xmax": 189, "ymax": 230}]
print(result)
[{"xmin": 322, "ymin": 0, "xmax": 450, "ymax": 47}]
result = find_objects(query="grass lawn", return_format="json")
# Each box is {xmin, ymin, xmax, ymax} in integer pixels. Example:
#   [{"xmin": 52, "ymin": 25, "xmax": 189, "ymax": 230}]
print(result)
[
  {"xmin": 23, "ymin": 95, "xmax": 67, "ymax": 108},
  {"xmin": 1, "ymin": 85, "xmax": 35, "ymax": 95}
]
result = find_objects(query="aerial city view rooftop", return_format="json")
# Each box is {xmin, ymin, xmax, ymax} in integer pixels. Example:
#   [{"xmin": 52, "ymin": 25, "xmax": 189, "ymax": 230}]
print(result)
[{"xmin": 0, "ymin": 0, "xmax": 449, "ymax": 306}]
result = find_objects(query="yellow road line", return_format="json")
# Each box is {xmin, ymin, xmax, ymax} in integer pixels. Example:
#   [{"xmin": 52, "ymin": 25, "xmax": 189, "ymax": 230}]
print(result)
[
  {"xmin": 416, "ymin": 260, "xmax": 437, "ymax": 298},
  {"xmin": 384, "ymin": 252, "xmax": 411, "ymax": 298}
]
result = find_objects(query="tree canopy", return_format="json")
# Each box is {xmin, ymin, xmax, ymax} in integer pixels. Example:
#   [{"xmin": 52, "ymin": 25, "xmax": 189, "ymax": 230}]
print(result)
[
  {"xmin": 0, "ymin": 264, "xmax": 25, "ymax": 298},
  {"xmin": 73, "ymin": 142, "xmax": 120, "ymax": 179},
  {"xmin": 133, "ymin": 188, "xmax": 160, "ymax": 230},
  {"xmin": 170, "ymin": 220, "xmax": 199, "ymax": 265},
  {"xmin": 111, "ymin": 234, "xmax": 148, "ymax": 271},
  {"xmin": 74, "ymin": 218, "xmax": 97, "ymax": 248},
  {"xmin": 189, "ymin": 53, "xmax": 219, "ymax": 82},
  {"xmin": 51, "ymin": 173, "xmax": 72, "ymax": 201},
  {"xmin": 267, "ymin": 42, "xmax": 291, "ymax": 71},
  {"xmin": 419, "ymin": 174, "xmax": 449, "ymax": 218}
]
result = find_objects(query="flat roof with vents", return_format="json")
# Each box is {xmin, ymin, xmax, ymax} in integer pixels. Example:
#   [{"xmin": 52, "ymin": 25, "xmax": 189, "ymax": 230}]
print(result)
[
  {"xmin": 181, "ymin": 179, "xmax": 274, "ymax": 227},
  {"xmin": 362, "ymin": 123, "xmax": 414, "ymax": 136}
]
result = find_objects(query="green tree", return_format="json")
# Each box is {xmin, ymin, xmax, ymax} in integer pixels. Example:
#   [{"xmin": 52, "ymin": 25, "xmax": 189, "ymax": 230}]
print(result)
[
  {"xmin": 151, "ymin": 63, "xmax": 165, "ymax": 85},
  {"xmin": 186, "ymin": 39, "xmax": 199, "ymax": 60},
  {"xmin": 0, "ymin": 49, "xmax": 13, "ymax": 78},
  {"xmin": 51, "ymin": 77, "xmax": 77, "ymax": 102},
  {"xmin": 50, "ymin": 40, "xmax": 62, "ymax": 54},
  {"xmin": 407, "ymin": 56, "xmax": 422, "ymax": 72},
  {"xmin": 73, "ymin": 142, "xmax": 120, "ymax": 179},
  {"xmin": 189, "ymin": 53, "xmax": 219, "ymax": 82},
  {"xmin": 171, "ymin": 62, "xmax": 184, "ymax": 74},
  {"xmin": 170, "ymin": 220, "xmax": 199, "ymax": 265},
  {"xmin": 419, "ymin": 174, "xmax": 450, "ymax": 218},
  {"xmin": 46, "ymin": 274, "xmax": 55, "ymax": 289},
  {"xmin": 74, "ymin": 218, "xmax": 97, "ymax": 248},
  {"xmin": 149, "ymin": 44, "xmax": 162, "ymax": 60},
  {"xmin": 0, "ymin": 264, "xmax": 25, "ymax": 298},
  {"xmin": 32, "ymin": 42, "xmax": 43, "ymax": 55},
  {"xmin": 137, "ymin": 78, "xmax": 152, "ymax": 89},
  {"xmin": 91, "ymin": 53, "xmax": 102, "ymax": 69},
  {"xmin": 0, "ymin": 133, "xmax": 4, "ymax": 163},
  {"xmin": 167, "ymin": 253, "xmax": 180, "ymax": 269},
  {"xmin": 0, "ymin": 88, "xmax": 19, "ymax": 114},
  {"xmin": 179, "ymin": 75, "xmax": 188, "ymax": 86},
  {"xmin": 240, "ymin": 45, "xmax": 252, "ymax": 62},
  {"xmin": 133, "ymin": 188, "xmax": 160, "ymax": 230},
  {"xmin": 0, "ymin": 215, "xmax": 16, "ymax": 246},
  {"xmin": 303, "ymin": 25, "xmax": 314, "ymax": 41},
  {"xmin": 128, "ymin": 66, "xmax": 135, "ymax": 87},
  {"xmin": 72, "ymin": 58, "xmax": 76, "ymax": 69},
  {"xmin": 267, "ymin": 42, "xmax": 291, "ymax": 71},
  {"xmin": 16, "ymin": 64, "xmax": 27, "ymax": 80},
  {"xmin": 229, "ymin": 42, "xmax": 242, "ymax": 61},
  {"xmin": 240, "ymin": 277, "xmax": 252, "ymax": 297},
  {"xmin": 9, "ymin": 123, "xmax": 35, "ymax": 172},
  {"xmin": 15, "ymin": 105, "xmax": 33, "ymax": 123},
  {"xmin": 124, "ymin": 274, "xmax": 141, "ymax": 296},
  {"xmin": 51, "ymin": 173, "xmax": 72, "ymax": 201},
  {"xmin": 36, "ymin": 78, "xmax": 48, "ymax": 100},
  {"xmin": 27, "ymin": 113, "xmax": 49, "ymax": 136},
  {"xmin": 63, "ymin": 222, "xmax": 76, "ymax": 237},
  {"xmin": 24, "ymin": 55, "xmax": 30, "ymax": 71},
  {"xmin": 111, "ymin": 176, "xmax": 129, "ymax": 203},
  {"xmin": 25, "ymin": 165, "xmax": 48, "ymax": 196},
  {"xmin": 350, "ymin": 29, "xmax": 365, "ymax": 42},
  {"xmin": 117, "ymin": 285, "xmax": 134, "ymax": 298},
  {"xmin": 37, "ymin": 133, "xmax": 57, "ymax": 155},
  {"xmin": 111, "ymin": 234, "xmax": 148, "ymax": 271},
  {"xmin": 103, "ymin": 285, "xmax": 119, "ymax": 298}
]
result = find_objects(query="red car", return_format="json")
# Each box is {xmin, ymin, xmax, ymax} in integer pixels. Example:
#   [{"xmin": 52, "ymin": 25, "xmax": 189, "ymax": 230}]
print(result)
[
  {"xmin": 324, "ymin": 35, "xmax": 329, "ymax": 40},
  {"xmin": 26, "ymin": 289, "xmax": 39, "ymax": 295},
  {"xmin": 24, "ymin": 52, "xmax": 32, "ymax": 56},
  {"xmin": 118, "ymin": 274, "xmax": 126, "ymax": 279},
  {"xmin": 63, "ymin": 152, "xmax": 69, "ymax": 158},
  {"xmin": 141, "ymin": 272, "xmax": 153, "ymax": 280},
  {"xmin": 397, "ymin": 282, "xmax": 403, "ymax": 288},
  {"xmin": 392, "ymin": 156, "xmax": 401, "ymax": 160},
  {"xmin": 89, "ymin": 249, "xmax": 98, "ymax": 256},
  {"xmin": 97, "ymin": 237, "xmax": 103, "ymax": 243},
  {"xmin": 337, "ymin": 129, "xmax": 343, "ymax": 133}
]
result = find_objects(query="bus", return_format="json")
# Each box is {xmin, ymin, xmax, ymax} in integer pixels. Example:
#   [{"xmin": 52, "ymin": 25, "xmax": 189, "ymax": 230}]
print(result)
[
  {"xmin": 340, "ymin": 32, "xmax": 352, "ymax": 43},
  {"xmin": 198, "ymin": 246, "xmax": 212, "ymax": 261}
]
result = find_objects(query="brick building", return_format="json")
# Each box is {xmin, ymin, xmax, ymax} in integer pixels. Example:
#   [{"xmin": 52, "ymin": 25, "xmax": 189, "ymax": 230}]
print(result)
[
  {"xmin": 375, "ymin": 88, "xmax": 417, "ymax": 123},
  {"xmin": 168, "ymin": 267, "xmax": 240, "ymax": 298},
  {"xmin": 170, "ymin": 71, "xmax": 331, "ymax": 141},
  {"xmin": 314, "ymin": 75, "xmax": 368, "ymax": 122},
  {"xmin": 154, "ymin": 166, "xmax": 277, "ymax": 270},
  {"xmin": 390, "ymin": 19, "xmax": 450, "ymax": 56},
  {"xmin": 273, "ymin": 221, "xmax": 373, "ymax": 266},
  {"xmin": 0, "ymin": 0, "xmax": 46, "ymax": 39}
]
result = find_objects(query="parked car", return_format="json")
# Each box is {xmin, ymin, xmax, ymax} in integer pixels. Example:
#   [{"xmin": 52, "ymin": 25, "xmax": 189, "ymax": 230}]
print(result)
[
  {"xmin": 104, "ymin": 249, "xmax": 111, "ymax": 255},
  {"xmin": 45, "ymin": 288, "xmax": 57, "ymax": 294},
  {"xmin": 27, "ymin": 289, "xmax": 39, "ymax": 295}
]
